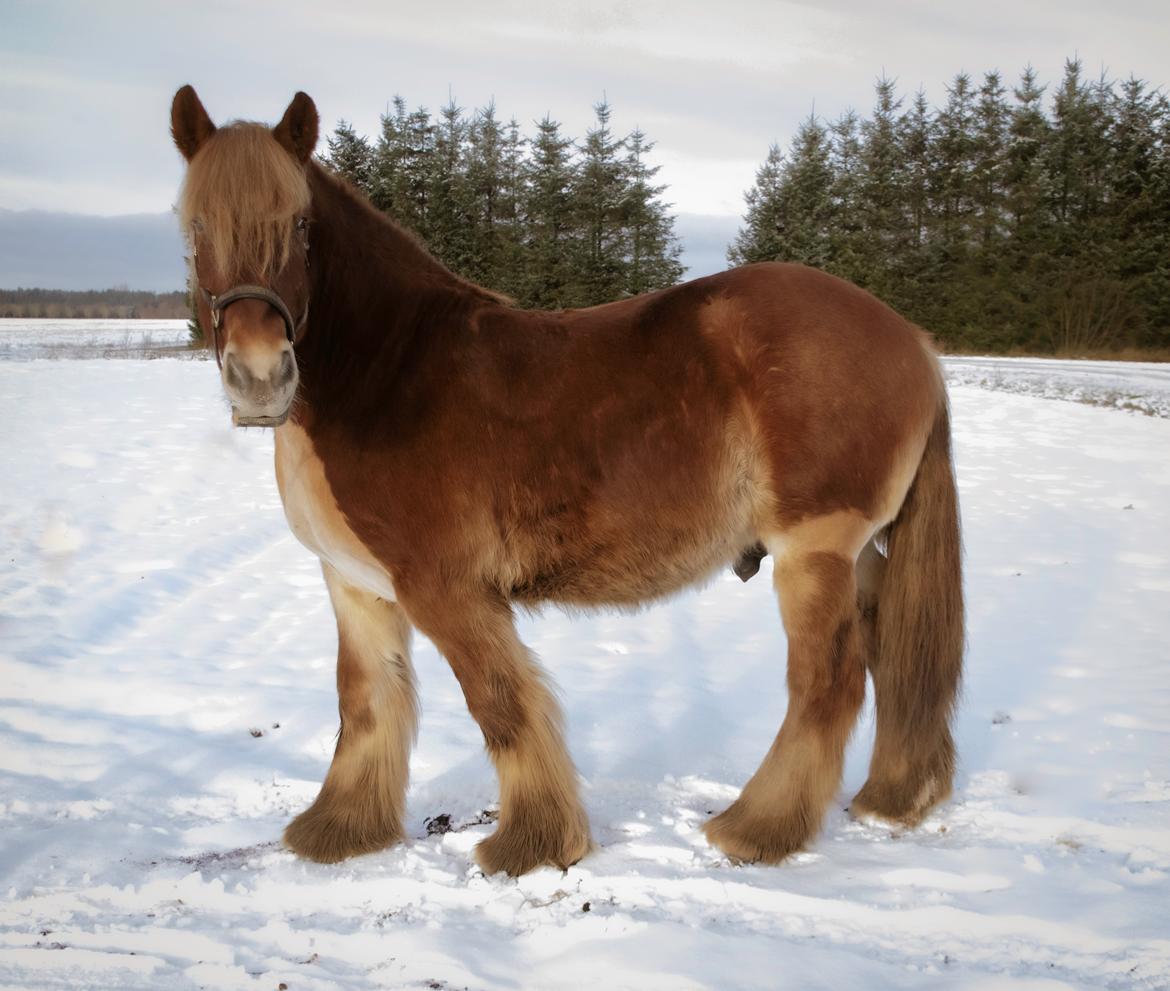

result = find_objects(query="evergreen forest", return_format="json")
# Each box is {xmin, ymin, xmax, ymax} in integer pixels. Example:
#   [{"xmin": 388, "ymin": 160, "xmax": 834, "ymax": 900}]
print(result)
[
  {"xmin": 731, "ymin": 59, "xmax": 1170, "ymax": 354},
  {"xmin": 308, "ymin": 60, "xmax": 1168, "ymax": 355},
  {"xmin": 322, "ymin": 97, "xmax": 684, "ymax": 310}
]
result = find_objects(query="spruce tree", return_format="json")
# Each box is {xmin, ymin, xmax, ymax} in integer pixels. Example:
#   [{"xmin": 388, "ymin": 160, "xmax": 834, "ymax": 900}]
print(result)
[
  {"xmin": 522, "ymin": 116, "xmax": 577, "ymax": 308},
  {"xmin": 493, "ymin": 117, "xmax": 527, "ymax": 300},
  {"xmin": 324, "ymin": 121, "xmax": 374, "ymax": 196},
  {"xmin": 370, "ymin": 97, "xmax": 410, "ymax": 217},
  {"xmin": 858, "ymin": 78, "xmax": 907, "ymax": 302},
  {"xmin": 827, "ymin": 109, "xmax": 864, "ymax": 280},
  {"xmin": 400, "ymin": 106, "xmax": 436, "ymax": 236},
  {"xmin": 896, "ymin": 89, "xmax": 934, "ymax": 313},
  {"xmin": 620, "ymin": 128, "xmax": 684, "ymax": 294},
  {"xmin": 572, "ymin": 100, "xmax": 627, "ymax": 304},
  {"xmin": 728, "ymin": 144, "xmax": 786, "ymax": 266},
  {"xmin": 972, "ymin": 72, "xmax": 1009, "ymax": 258},
  {"xmin": 781, "ymin": 114, "xmax": 836, "ymax": 269},
  {"xmin": 427, "ymin": 98, "xmax": 473, "ymax": 274},
  {"xmin": 465, "ymin": 102, "xmax": 507, "ymax": 288}
]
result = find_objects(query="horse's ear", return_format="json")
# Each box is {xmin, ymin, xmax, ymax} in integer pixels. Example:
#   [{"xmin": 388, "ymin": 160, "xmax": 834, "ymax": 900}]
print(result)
[
  {"xmin": 171, "ymin": 85, "xmax": 216, "ymax": 161},
  {"xmin": 273, "ymin": 92, "xmax": 319, "ymax": 163}
]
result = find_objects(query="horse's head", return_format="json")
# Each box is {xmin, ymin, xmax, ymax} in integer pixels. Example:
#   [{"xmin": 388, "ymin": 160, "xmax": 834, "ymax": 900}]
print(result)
[{"xmin": 171, "ymin": 86, "xmax": 318, "ymax": 427}]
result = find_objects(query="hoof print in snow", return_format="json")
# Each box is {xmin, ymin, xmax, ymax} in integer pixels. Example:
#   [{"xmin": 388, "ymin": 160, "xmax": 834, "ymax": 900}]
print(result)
[
  {"xmin": 248, "ymin": 727, "xmax": 264, "ymax": 738},
  {"xmin": 991, "ymin": 711, "xmax": 1012, "ymax": 725}
]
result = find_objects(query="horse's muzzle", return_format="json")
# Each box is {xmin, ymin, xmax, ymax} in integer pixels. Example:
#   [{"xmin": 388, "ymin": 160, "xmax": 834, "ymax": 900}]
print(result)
[{"xmin": 223, "ymin": 346, "xmax": 297, "ymax": 428}]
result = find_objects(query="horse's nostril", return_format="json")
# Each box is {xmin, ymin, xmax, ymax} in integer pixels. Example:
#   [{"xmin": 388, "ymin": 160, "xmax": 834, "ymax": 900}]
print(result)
[
  {"xmin": 224, "ymin": 354, "xmax": 249, "ymax": 392},
  {"xmin": 275, "ymin": 349, "xmax": 296, "ymax": 388}
]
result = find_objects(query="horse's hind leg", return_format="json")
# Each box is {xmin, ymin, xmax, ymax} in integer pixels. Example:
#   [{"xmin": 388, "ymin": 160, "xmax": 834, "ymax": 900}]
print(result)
[
  {"xmin": 407, "ymin": 590, "xmax": 591, "ymax": 876},
  {"xmin": 284, "ymin": 563, "xmax": 418, "ymax": 862},
  {"xmin": 852, "ymin": 535, "xmax": 958, "ymax": 825},
  {"xmin": 704, "ymin": 542, "xmax": 867, "ymax": 862}
]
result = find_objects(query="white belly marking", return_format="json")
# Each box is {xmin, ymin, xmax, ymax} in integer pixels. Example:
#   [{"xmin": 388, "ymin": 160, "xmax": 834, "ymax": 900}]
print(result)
[{"xmin": 274, "ymin": 423, "xmax": 397, "ymax": 600}]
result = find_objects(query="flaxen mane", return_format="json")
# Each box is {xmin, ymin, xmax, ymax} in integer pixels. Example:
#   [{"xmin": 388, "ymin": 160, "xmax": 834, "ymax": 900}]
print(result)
[{"xmin": 177, "ymin": 123, "xmax": 310, "ymax": 282}]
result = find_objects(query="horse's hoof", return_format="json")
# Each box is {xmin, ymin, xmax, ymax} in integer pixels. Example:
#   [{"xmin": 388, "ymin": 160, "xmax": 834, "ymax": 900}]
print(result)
[
  {"xmin": 702, "ymin": 801, "xmax": 813, "ymax": 864},
  {"xmin": 474, "ymin": 815, "xmax": 592, "ymax": 876},
  {"xmin": 850, "ymin": 777, "xmax": 949, "ymax": 828},
  {"xmin": 283, "ymin": 800, "xmax": 405, "ymax": 864}
]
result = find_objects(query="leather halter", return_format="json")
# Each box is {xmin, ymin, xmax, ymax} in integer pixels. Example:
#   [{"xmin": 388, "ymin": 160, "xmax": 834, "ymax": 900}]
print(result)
[
  {"xmin": 192, "ymin": 220, "xmax": 310, "ymax": 369},
  {"xmin": 202, "ymin": 284, "xmax": 303, "ymax": 369}
]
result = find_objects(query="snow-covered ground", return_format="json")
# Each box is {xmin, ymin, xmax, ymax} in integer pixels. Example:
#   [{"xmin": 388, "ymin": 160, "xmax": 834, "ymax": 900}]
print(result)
[
  {"xmin": 0, "ymin": 319, "xmax": 191, "ymax": 360},
  {"xmin": 2, "ymin": 337, "xmax": 1169, "ymax": 990},
  {"xmin": 944, "ymin": 355, "xmax": 1170, "ymax": 419}
]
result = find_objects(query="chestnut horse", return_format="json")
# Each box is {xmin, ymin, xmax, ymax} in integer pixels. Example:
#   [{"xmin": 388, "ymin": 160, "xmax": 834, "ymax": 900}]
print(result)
[{"xmin": 171, "ymin": 87, "xmax": 963, "ymax": 876}]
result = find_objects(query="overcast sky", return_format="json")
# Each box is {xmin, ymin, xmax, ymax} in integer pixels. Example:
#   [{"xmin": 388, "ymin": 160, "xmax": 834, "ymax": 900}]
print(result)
[{"xmin": 3, "ymin": 0, "xmax": 1168, "ymax": 226}]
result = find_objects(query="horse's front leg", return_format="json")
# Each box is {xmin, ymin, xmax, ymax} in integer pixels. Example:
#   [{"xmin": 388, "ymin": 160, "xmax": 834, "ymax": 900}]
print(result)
[
  {"xmin": 284, "ymin": 562, "xmax": 418, "ymax": 862},
  {"xmin": 407, "ymin": 588, "xmax": 592, "ymax": 876}
]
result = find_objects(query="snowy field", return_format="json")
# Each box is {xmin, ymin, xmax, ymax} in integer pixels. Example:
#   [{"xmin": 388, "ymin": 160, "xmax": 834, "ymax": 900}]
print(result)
[
  {"xmin": 0, "ymin": 319, "xmax": 192, "ymax": 360},
  {"xmin": 2, "ymin": 335, "xmax": 1169, "ymax": 990},
  {"xmin": 945, "ymin": 356, "xmax": 1170, "ymax": 419}
]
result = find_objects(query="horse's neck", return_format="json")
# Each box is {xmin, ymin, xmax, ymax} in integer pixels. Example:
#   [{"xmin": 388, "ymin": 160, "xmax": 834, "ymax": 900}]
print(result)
[
  {"xmin": 309, "ymin": 168, "xmax": 459, "ymax": 310},
  {"xmin": 299, "ymin": 169, "xmax": 468, "ymax": 415}
]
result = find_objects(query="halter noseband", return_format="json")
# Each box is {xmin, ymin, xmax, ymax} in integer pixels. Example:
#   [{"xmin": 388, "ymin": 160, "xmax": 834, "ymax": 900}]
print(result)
[{"xmin": 192, "ymin": 219, "xmax": 310, "ymax": 369}]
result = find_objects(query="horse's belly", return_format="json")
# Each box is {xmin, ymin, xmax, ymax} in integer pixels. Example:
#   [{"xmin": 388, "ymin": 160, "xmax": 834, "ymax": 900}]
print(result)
[{"xmin": 274, "ymin": 424, "xmax": 398, "ymax": 601}]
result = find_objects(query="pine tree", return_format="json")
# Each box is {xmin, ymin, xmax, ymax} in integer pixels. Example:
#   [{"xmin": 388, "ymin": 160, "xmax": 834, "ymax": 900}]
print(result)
[
  {"xmin": 931, "ymin": 73, "xmax": 978, "ymax": 256},
  {"xmin": 827, "ymin": 109, "xmax": 864, "ymax": 280},
  {"xmin": 728, "ymin": 117, "xmax": 834, "ymax": 271},
  {"xmin": 399, "ymin": 106, "xmax": 435, "ymax": 235},
  {"xmin": 620, "ymin": 128, "xmax": 684, "ymax": 294},
  {"xmin": 465, "ymin": 102, "xmax": 507, "ymax": 288},
  {"xmin": 782, "ymin": 115, "xmax": 836, "ymax": 268},
  {"xmin": 572, "ymin": 100, "xmax": 627, "ymax": 304},
  {"xmin": 427, "ymin": 98, "xmax": 473, "ymax": 274},
  {"xmin": 972, "ymin": 72, "xmax": 1009, "ymax": 258},
  {"xmin": 370, "ymin": 97, "xmax": 410, "ymax": 216},
  {"xmin": 900, "ymin": 92, "xmax": 934, "ymax": 251},
  {"xmin": 1111, "ymin": 78, "xmax": 1170, "ymax": 344},
  {"xmin": 493, "ymin": 117, "xmax": 527, "ymax": 300},
  {"xmin": 858, "ymin": 77, "xmax": 907, "ymax": 301},
  {"xmin": 522, "ymin": 116, "xmax": 577, "ymax": 308},
  {"xmin": 896, "ymin": 89, "xmax": 934, "ymax": 313},
  {"xmin": 324, "ymin": 120, "xmax": 374, "ymax": 196},
  {"xmin": 728, "ymin": 144, "xmax": 786, "ymax": 266}
]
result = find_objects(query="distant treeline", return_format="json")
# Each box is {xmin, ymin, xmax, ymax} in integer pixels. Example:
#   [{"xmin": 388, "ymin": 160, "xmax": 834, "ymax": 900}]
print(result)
[
  {"xmin": 731, "ymin": 59, "xmax": 1170, "ymax": 354},
  {"xmin": 322, "ymin": 97, "xmax": 684, "ymax": 309},
  {"xmin": 0, "ymin": 288, "xmax": 188, "ymax": 319}
]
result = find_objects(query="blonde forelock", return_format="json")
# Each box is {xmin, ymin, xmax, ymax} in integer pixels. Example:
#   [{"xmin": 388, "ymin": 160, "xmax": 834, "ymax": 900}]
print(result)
[{"xmin": 178, "ymin": 122, "xmax": 310, "ymax": 282}]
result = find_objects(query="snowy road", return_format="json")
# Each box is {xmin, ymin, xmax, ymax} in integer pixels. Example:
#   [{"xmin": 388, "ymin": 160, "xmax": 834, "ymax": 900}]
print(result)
[{"xmin": 2, "ymin": 351, "xmax": 1169, "ymax": 990}]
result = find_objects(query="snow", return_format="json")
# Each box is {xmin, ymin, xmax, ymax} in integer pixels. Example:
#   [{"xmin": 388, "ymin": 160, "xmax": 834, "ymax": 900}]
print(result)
[
  {"xmin": 0, "ymin": 318, "xmax": 191, "ymax": 360},
  {"xmin": 943, "ymin": 355, "xmax": 1170, "ymax": 419},
  {"xmin": 2, "ymin": 335, "xmax": 1169, "ymax": 990}
]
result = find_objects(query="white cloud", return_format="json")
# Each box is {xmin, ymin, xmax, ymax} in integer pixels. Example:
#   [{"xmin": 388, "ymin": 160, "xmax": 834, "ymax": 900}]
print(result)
[{"xmin": 2, "ymin": 0, "xmax": 1168, "ymax": 219}]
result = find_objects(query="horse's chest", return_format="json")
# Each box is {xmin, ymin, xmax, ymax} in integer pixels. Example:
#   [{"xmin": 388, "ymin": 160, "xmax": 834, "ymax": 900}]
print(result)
[{"xmin": 273, "ymin": 424, "xmax": 397, "ymax": 601}]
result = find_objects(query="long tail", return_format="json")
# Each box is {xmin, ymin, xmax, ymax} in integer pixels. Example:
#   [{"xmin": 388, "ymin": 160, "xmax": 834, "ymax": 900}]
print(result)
[{"xmin": 868, "ymin": 397, "xmax": 965, "ymax": 815}]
